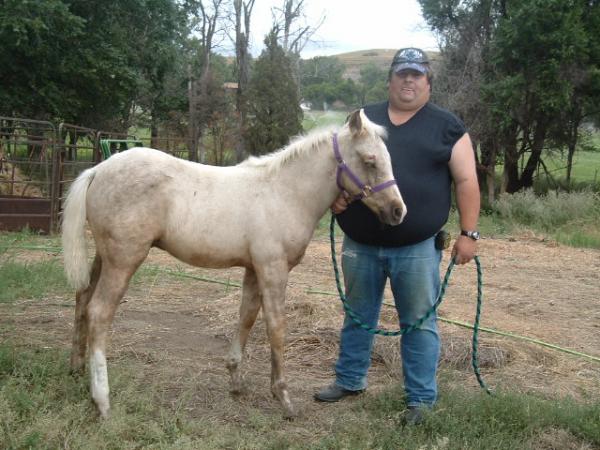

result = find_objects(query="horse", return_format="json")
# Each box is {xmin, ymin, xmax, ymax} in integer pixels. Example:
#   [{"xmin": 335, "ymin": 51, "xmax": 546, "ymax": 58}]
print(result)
[{"xmin": 61, "ymin": 109, "xmax": 406, "ymax": 419}]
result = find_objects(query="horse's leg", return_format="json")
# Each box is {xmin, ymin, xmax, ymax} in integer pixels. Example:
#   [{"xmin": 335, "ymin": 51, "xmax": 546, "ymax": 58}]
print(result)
[
  {"xmin": 226, "ymin": 268, "xmax": 261, "ymax": 394},
  {"xmin": 255, "ymin": 260, "xmax": 295, "ymax": 418},
  {"xmin": 86, "ymin": 258, "xmax": 141, "ymax": 418},
  {"xmin": 70, "ymin": 255, "xmax": 102, "ymax": 374}
]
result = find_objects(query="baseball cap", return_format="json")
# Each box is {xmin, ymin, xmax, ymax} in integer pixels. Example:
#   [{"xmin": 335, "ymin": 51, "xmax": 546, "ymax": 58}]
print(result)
[{"xmin": 391, "ymin": 47, "xmax": 430, "ymax": 74}]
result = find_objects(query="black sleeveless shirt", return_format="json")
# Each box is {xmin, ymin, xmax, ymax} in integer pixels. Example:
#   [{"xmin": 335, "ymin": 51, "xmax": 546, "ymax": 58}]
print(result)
[{"xmin": 336, "ymin": 101, "xmax": 466, "ymax": 247}]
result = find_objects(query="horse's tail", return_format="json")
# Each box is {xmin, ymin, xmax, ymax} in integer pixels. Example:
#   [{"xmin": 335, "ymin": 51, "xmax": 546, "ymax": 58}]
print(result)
[{"xmin": 62, "ymin": 167, "xmax": 96, "ymax": 291}]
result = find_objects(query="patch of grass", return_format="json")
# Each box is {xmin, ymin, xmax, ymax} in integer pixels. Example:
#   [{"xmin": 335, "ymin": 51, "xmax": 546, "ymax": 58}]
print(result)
[
  {"xmin": 1, "ymin": 342, "xmax": 599, "ymax": 449},
  {"xmin": 491, "ymin": 190, "xmax": 600, "ymax": 248},
  {"xmin": 0, "ymin": 259, "xmax": 69, "ymax": 303},
  {"xmin": 0, "ymin": 341, "xmax": 193, "ymax": 449},
  {"xmin": 543, "ymin": 149, "xmax": 600, "ymax": 185},
  {"xmin": 0, "ymin": 229, "xmax": 61, "ymax": 255},
  {"xmin": 493, "ymin": 190, "xmax": 595, "ymax": 228},
  {"xmin": 0, "ymin": 244, "xmax": 174, "ymax": 305},
  {"xmin": 319, "ymin": 385, "xmax": 600, "ymax": 450}
]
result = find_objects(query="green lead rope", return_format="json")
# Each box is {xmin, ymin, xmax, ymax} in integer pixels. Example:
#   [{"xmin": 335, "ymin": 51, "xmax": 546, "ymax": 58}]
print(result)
[{"xmin": 329, "ymin": 213, "xmax": 492, "ymax": 395}]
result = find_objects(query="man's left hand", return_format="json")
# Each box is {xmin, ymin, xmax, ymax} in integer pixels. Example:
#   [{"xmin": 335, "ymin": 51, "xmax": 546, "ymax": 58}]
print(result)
[{"xmin": 451, "ymin": 235, "xmax": 477, "ymax": 265}]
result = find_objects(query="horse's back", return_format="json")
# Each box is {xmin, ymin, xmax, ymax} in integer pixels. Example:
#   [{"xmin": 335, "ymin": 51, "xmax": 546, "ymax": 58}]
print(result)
[{"xmin": 85, "ymin": 148, "xmax": 260, "ymax": 267}]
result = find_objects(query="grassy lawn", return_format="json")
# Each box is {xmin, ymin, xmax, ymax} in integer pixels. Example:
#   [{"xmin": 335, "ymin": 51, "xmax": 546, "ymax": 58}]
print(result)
[
  {"xmin": 534, "ymin": 150, "xmax": 600, "ymax": 185},
  {"xmin": 1, "ymin": 323, "xmax": 598, "ymax": 449},
  {"xmin": 2, "ymin": 216, "xmax": 600, "ymax": 448}
]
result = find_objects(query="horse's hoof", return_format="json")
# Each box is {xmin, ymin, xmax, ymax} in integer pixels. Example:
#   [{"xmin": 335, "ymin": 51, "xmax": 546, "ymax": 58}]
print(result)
[
  {"xmin": 230, "ymin": 386, "xmax": 245, "ymax": 397},
  {"xmin": 283, "ymin": 406, "xmax": 298, "ymax": 421},
  {"xmin": 96, "ymin": 405, "xmax": 110, "ymax": 420},
  {"xmin": 69, "ymin": 365, "xmax": 85, "ymax": 377}
]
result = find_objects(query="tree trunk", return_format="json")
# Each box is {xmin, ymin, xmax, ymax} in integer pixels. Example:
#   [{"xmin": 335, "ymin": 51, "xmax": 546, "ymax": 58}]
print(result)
[
  {"xmin": 521, "ymin": 120, "xmax": 547, "ymax": 189},
  {"xmin": 188, "ymin": 65, "xmax": 198, "ymax": 162},
  {"xmin": 502, "ymin": 129, "xmax": 521, "ymax": 193},
  {"xmin": 480, "ymin": 137, "xmax": 497, "ymax": 203},
  {"xmin": 150, "ymin": 109, "xmax": 159, "ymax": 149},
  {"xmin": 565, "ymin": 111, "xmax": 582, "ymax": 185},
  {"xmin": 234, "ymin": 0, "xmax": 255, "ymax": 163}
]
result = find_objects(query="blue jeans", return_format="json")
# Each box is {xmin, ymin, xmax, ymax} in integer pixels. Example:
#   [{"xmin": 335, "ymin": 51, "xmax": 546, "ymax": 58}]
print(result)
[{"xmin": 335, "ymin": 235, "xmax": 442, "ymax": 407}]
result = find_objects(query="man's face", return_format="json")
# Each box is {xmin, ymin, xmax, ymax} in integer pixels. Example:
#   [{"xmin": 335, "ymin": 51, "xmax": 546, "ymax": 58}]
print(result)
[{"xmin": 388, "ymin": 69, "xmax": 430, "ymax": 111}]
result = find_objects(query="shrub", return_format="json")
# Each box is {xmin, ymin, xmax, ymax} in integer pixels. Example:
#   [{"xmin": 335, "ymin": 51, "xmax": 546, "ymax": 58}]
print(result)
[{"xmin": 493, "ymin": 189, "xmax": 600, "ymax": 230}]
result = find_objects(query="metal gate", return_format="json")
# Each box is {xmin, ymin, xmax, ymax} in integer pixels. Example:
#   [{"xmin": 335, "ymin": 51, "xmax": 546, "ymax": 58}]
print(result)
[
  {"xmin": 0, "ymin": 117, "xmax": 56, "ymax": 232},
  {"xmin": 0, "ymin": 116, "xmax": 191, "ymax": 234}
]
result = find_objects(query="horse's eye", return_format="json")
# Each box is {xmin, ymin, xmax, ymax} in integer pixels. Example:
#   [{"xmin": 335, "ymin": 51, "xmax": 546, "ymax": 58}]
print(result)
[{"xmin": 364, "ymin": 154, "xmax": 377, "ymax": 168}]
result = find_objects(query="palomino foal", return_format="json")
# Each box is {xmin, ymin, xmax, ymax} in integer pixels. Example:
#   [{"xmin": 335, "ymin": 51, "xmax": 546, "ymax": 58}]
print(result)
[{"xmin": 62, "ymin": 109, "xmax": 405, "ymax": 418}]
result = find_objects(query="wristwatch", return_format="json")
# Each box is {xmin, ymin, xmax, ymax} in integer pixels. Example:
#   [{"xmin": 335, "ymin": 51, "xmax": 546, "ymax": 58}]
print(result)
[{"xmin": 461, "ymin": 230, "xmax": 480, "ymax": 241}]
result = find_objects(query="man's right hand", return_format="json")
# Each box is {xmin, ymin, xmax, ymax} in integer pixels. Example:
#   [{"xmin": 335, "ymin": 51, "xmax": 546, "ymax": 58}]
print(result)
[{"xmin": 330, "ymin": 192, "xmax": 350, "ymax": 214}]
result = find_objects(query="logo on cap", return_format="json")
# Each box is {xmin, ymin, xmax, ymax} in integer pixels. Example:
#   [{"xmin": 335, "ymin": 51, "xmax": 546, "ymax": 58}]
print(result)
[{"xmin": 392, "ymin": 47, "xmax": 430, "ymax": 74}]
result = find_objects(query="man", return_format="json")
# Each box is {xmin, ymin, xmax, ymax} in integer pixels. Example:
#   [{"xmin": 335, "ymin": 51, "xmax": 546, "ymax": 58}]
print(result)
[{"xmin": 314, "ymin": 48, "xmax": 480, "ymax": 425}]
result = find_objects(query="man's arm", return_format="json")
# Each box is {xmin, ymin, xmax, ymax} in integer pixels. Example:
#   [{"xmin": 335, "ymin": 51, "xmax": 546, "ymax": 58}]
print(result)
[{"xmin": 448, "ymin": 133, "xmax": 481, "ymax": 265}]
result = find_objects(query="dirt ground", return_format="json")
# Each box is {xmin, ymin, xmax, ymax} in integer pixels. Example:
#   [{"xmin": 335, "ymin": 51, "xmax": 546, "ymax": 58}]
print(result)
[{"xmin": 1, "ymin": 233, "xmax": 599, "ymax": 423}]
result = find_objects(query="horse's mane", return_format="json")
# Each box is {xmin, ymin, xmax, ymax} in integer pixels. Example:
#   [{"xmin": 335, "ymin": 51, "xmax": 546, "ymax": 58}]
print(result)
[
  {"xmin": 238, "ymin": 126, "xmax": 336, "ymax": 175},
  {"xmin": 237, "ymin": 114, "xmax": 387, "ymax": 176}
]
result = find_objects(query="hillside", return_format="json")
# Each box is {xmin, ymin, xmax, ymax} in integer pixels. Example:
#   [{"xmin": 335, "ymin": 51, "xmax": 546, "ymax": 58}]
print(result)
[{"xmin": 325, "ymin": 48, "xmax": 440, "ymax": 81}]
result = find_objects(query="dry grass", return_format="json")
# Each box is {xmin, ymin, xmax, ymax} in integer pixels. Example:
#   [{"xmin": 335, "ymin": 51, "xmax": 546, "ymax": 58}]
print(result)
[{"xmin": 1, "ymin": 233, "xmax": 599, "ymax": 434}]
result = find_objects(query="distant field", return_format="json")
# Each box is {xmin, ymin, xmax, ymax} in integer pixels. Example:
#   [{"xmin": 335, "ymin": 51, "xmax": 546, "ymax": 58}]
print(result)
[
  {"xmin": 544, "ymin": 150, "xmax": 600, "ymax": 183},
  {"xmin": 333, "ymin": 48, "xmax": 441, "ymax": 80}
]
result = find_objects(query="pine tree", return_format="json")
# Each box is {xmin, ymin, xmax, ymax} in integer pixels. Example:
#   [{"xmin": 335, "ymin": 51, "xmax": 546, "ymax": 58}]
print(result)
[{"xmin": 245, "ymin": 30, "xmax": 303, "ymax": 155}]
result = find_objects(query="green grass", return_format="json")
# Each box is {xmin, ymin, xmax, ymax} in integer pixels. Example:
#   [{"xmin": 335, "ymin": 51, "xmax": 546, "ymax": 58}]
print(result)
[
  {"xmin": 561, "ymin": 151, "xmax": 600, "ymax": 183},
  {"xmin": 0, "ymin": 260, "xmax": 69, "ymax": 303},
  {"xmin": 440, "ymin": 189, "xmax": 600, "ymax": 248},
  {"xmin": 0, "ymin": 229, "xmax": 61, "ymax": 252},
  {"xmin": 1, "ymin": 344, "xmax": 598, "ymax": 449},
  {"xmin": 0, "ymin": 231, "xmax": 169, "ymax": 304},
  {"xmin": 491, "ymin": 149, "xmax": 600, "ymax": 193},
  {"xmin": 346, "ymin": 385, "xmax": 600, "ymax": 450},
  {"xmin": 490, "ymin": 190, "xmax": 600, "ymax": 248}
]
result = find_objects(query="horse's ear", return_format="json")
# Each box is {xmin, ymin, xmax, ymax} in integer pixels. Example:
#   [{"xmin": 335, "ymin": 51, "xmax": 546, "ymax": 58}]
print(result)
[{"xmin": 347, "ymin": 109, "xmax": 366, "ymax": 137}]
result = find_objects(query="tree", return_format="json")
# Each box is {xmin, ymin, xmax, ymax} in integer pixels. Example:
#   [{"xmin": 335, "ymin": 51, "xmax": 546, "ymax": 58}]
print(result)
[
  {"xmin": 299, "ymin": 56, "xmax": 351, "ymax": 108},
  {"xmin": 300, "ymin": 56, "xmax": 345, "ymax": 86},
  {"xmin": 487, "ymin": 0, "xmax": 594, "ymax": 192},
  {"xmin": 0, "ymin": 0, "xmax": 187, "ymax": 133},
  {"xmin": 0, "ymin": 0, "xmax": 84, "ymax": 120},
  {"xmin": 419, "ymin": 0, "xmax": 500, "ymax": 200},
  {"xmin": 232, "ymin": 0, "xmax": 256, "ymax": 162},
  {"xmin": 357, "ymin": 64, "xmax": 388, "ymax": 105},
  {"xmin": 271, "ymin": 0, "xmax": 325, "ymax": 100},
  {"xmin": 419, "ymin": 0, "xmax": 600, "ymax": 195},
  {"xmin": 128, "ymin": 0, "xmax": 185, "ymax": 147},
  {"xmin": 184, "ymin": 0, "xmax": 227, "ymax": 161},
  {"xmin": 245, "ymin": 30, "xmax": 302, "ymax": 155}
]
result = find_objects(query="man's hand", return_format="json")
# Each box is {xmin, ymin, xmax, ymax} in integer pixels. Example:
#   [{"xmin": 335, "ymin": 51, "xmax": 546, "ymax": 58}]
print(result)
[
  {"xmin": 451, "ymin": 235, "xmax": 477, "ymax": 265},
  {"xmin": 330, "ymin": 192, "xmax": 351, "ymax": 214}
]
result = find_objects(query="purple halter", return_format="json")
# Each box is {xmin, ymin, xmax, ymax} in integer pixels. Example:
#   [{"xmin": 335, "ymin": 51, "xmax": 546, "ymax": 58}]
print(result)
[{"xmin": 333, "ymin": 133, "xmax": 397, "ymax": 201}]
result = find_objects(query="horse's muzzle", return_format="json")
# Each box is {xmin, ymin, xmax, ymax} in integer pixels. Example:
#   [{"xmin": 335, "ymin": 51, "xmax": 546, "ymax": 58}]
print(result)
[{"xmin": 379, "ymin": 200, "xmax": 406, "ymax": 226}]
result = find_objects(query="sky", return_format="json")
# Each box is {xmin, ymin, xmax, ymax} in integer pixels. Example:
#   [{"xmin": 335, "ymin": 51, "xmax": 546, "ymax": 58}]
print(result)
[{"xmin": 248, "ymin": 0, "xmax": 439, "ymax": 58}]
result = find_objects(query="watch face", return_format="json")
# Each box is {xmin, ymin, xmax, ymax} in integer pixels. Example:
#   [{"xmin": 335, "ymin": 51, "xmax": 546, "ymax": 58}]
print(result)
[{"xmin": 462, "ymin": 230, "xmax": 480, "ymax": 240}]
